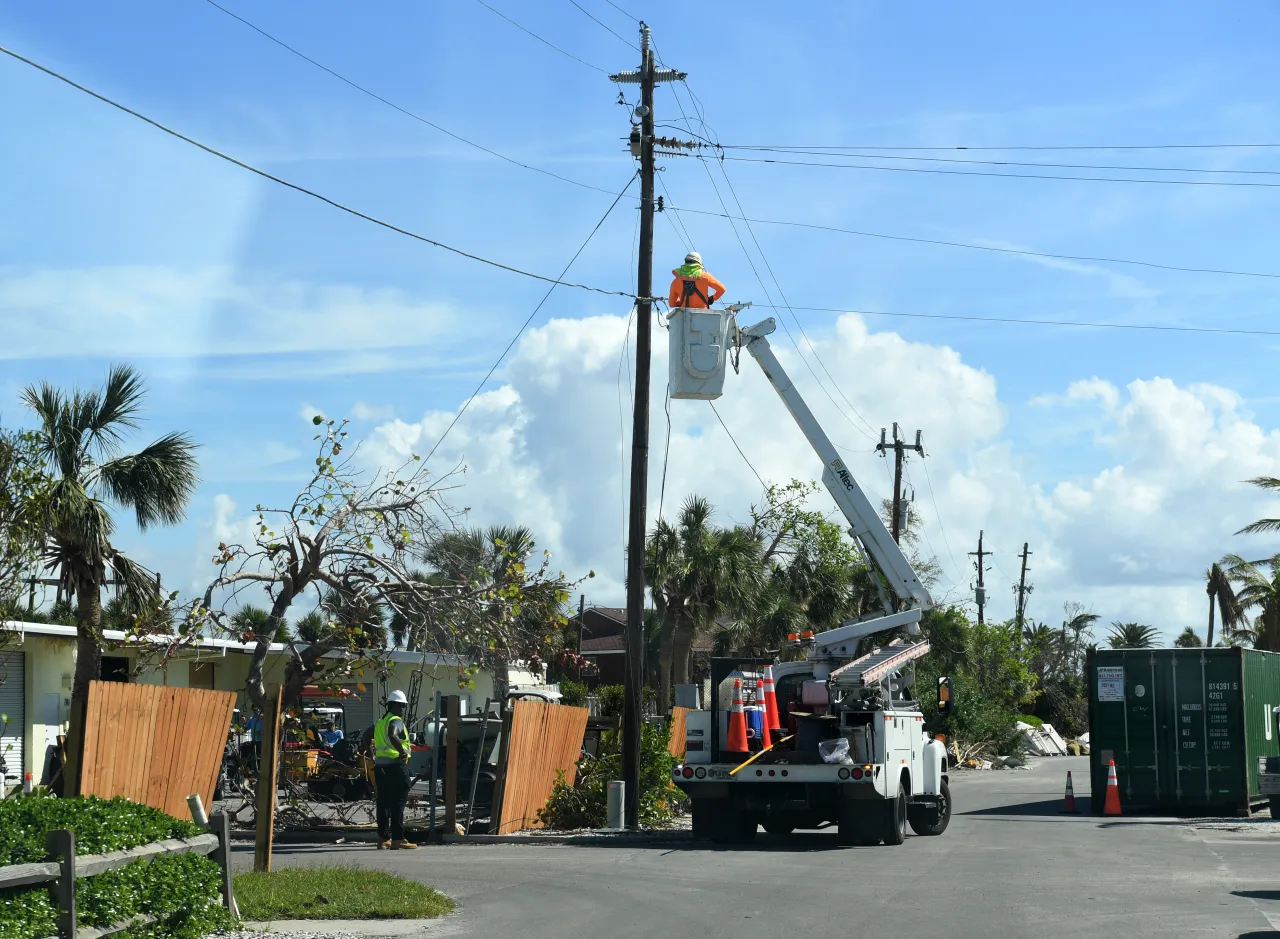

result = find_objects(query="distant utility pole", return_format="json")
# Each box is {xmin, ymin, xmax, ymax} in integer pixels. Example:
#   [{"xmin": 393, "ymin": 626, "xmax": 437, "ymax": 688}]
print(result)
[
  {"xmin": 876, "ymin": 423, "xmax": 924, "ymax": 544},
  {"xmin": 969, "ymin": 530, "xmax": 990, "ymax": 626},
  {"xmin": 1014, "ymin": 542, "xmax": 1033, "ymax": 633},
  {"xmin": 610, "ymin": 24, "xmax": 685, "ymax": 833}
]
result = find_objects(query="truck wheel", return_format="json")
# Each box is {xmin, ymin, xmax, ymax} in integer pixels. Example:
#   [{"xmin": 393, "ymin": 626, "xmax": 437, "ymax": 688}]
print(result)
[
  {"xmin": 1270, "ymin": 796, "xmax": 1280, "ymax": 820},
  {"xmin": 908, "ymin": 779, "xmax": 952, "ymax": 836},
  {"xmin": 883, "ymin": 786, "xmax": 908, "ymax": 846}
]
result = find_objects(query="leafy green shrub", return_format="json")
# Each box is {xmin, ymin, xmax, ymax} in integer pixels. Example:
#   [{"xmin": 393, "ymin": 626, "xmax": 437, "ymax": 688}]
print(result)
[
  {"xmin": 0, "ymin": 795, "xmax": 234, "ymax": 939},
  {"xmin": 596, "ymin": 684, "xmax": 625, "ymax": 718},
  {"xmin": 538, "ymin": 722, "xmax": 677, "ymax": 830},
  {"xmin": 558, "ymin": 679, "xmax": 588, "ymax": 708},
  {"xmin": 1016, "ymin": 714, "xmax": 1043, "ymax": 727}
]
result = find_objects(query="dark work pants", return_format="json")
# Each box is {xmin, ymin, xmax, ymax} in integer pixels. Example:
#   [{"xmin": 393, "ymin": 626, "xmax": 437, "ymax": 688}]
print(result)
[{"xmin": 374, "ymin": 763, "xmax": 412, "ymax": 841}]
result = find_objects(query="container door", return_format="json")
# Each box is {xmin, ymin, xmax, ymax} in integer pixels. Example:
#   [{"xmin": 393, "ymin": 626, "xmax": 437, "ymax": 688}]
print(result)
[
  {"xmin": 1200, "ymin": 652, "xmax": 1247, "ymax": 809},
  {"xmin": 1122, "ymin": 653, "xmax": 1163, "ymax": 805}
]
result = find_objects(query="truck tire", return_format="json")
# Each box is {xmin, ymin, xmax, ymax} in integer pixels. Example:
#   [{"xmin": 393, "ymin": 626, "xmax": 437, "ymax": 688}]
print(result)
[
  {"xmin": 908, "ymin": 779, "xmax": 952, "ymax": 836},
  {"xmin": 883, "ymin": 786, "xmax": 908, "ymax": 846},
  {"xmin": 1270, "ymin": 796, "xmax": 1280, "ymax": 820}
]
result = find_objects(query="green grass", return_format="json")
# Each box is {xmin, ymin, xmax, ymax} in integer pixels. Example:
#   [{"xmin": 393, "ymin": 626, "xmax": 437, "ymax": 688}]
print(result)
[{"xmin": 232, "ymin": 866, "xmax": 455, "ymax": 920}]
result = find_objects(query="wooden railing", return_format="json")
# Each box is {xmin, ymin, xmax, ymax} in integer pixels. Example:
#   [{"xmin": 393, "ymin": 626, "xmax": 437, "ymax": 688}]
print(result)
[{"xmin": 0, "ymin": 814, "xmax": 236, "ymax": 939}]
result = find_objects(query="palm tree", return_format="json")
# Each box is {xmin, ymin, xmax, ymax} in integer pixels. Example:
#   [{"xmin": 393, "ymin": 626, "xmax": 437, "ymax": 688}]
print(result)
[
  {"xmin": 293, "ymin": 610, "xmax": 324, "ymax": 643},
  {"xmin": 1174, "ymin": 626, "xmax": 1202, "ymax": 648},
  {"xmin": 1205, "ymin": 562, "xmax": 1244, "ymax": 647},
  {"xmin": 22, "ymin": 365, "xmax": 198, "ymax": 705},
  {"xmin": 1222, "ymin": 554, "xmax": 1280, "ymax": 652},
  {"xmin": 645, "ymin": 497, "xmax": 762, "ymax": 712},
  {"xmin": 1238, "ymin": 477, "xmax": 1280, "ymax": 536},
  {"xmin": 319, "ymin": 588, "xmax": 388, "ymax": 649},
  {"xmin": 231, "ymin": 605, "xmax": 290, "ymax": 643},
  {"xmin": 1107, "ymin": 621, "xmax": 1159, "ymax": 649}
]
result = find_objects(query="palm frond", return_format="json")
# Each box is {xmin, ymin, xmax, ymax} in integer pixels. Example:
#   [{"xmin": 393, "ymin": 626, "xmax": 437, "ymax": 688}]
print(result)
[
  {"xmin": 95, "ymin": 432, "xmax": 199, "ymax": 530},
  {"xmin": 83, "ymin": 365, "xmax": 145, "ymax": 455}
]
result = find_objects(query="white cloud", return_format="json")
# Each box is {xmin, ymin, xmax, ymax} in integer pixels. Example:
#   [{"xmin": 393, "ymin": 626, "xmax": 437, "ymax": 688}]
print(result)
[
  {"xmin": 0, "ymin": 265, "xmax": 461, "ymax": 359},
  {"xmin": 351, "ymin": 401, "xmax": 395, "ymax": 422},
  {"xmin": 360, "ymin": 311, "xmax": 1280, "ymax": 645}
]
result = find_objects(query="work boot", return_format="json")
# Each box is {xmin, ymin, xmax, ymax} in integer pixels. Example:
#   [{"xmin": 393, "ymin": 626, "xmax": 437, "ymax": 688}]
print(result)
[
  {"xmin": 376, "ymin": 839, "xmax": 392, "ymax": 850},
  {"xmin": 391, "ymin": 839, "xmax": 418, "ymax": 850}
]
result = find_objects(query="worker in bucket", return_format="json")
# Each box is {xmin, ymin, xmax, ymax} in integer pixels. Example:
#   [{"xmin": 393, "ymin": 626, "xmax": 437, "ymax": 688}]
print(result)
[
  {"xmin": 668, "ymin": 250, "xmax": 727, "ymax": 309},
  {"xmin": 365, "ymin": 690, "xmax": 417, "ymax": 849}
]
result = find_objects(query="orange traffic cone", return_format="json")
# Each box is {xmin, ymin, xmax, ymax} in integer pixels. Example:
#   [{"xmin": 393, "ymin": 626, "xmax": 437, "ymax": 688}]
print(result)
[
  {"xmin": 726, "ymin": 678, "xmax": 749, "ymax": 754},
  {"xmin": 762, "ymin": 665, "xmax": 781, "ymax": 737},
  {"xmin": 1061, "ymin": 771, "xmax": 1079, "ymax": 814},
  {"xmin": 1103, "ymin": 760, "xmax": 1122, "ymax": 816}
]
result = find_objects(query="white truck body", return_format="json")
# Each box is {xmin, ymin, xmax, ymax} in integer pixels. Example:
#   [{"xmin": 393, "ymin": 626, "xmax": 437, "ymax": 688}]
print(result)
[{"xmin": 668, "ymin": 312, "xmax": 952, "ymax": 845}]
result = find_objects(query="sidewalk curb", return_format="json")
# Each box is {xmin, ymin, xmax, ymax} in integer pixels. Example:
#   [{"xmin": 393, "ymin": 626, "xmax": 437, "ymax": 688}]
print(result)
[
  {"xmin": 245, "ymin": 919, "xmax": 449, "ymax": 935},
  {"xmin": 232, "ymin": 829, "xmax": 694, "ymax": 847}
]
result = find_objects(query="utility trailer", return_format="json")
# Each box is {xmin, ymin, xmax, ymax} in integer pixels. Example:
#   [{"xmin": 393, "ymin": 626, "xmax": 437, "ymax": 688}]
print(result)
[{"xmin": 665, "ymin": 305, "xmax": 955, "ymax": 845}]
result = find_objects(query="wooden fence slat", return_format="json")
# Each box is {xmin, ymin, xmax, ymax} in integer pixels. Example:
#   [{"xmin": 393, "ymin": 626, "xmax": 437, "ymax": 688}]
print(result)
[
  {"xmin": 96, "ymin": 681, "xmax": 123, "ymax": 798},
  {"xmin": 497, "ymin": 701, "xmax": 588, "ymax": 833},
  {"xmin": 129, "ymin": 686, "xmax": 162, "ymax": 802},
  {"xmin": 145, "ymin": 688, "xmax": 179, "ymax": 808},
  {"xmin": 82, "ymin": 680, "xmax": 112, "ymax": 797},
  {"xmin": 120, "ymin": 686, "xmax": 149, "ymax": 802},
  {"xmin": 193, "ymin": 692, "xmax": 229, "ymax": 811},
  {"xmin": 669, "ymin": 707, "xmax": 691, "ymax": 758},
  {"xmin": 0, "ymin": 861, "xmax": 61, "ymax": 889},
  {"xmin": 167, "ymin": 688, "xmax": 207, "ymax": 817},
  {"xmin": 200, "ymin": 696, "xmax": 236, "ymax": 809},
  {"xmin": 78, "ymin": 684, "xmax": 103, "ymax": 796}
]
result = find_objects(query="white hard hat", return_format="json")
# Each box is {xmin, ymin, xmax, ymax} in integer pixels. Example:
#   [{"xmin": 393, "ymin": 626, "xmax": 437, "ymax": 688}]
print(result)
[
  {"xmin": 684, "ymin": 251, "xmax": 702, "ymax": 265},
  {"xmin": 387, "ymin": 690, "xmax": 408, "ymax": 704}
]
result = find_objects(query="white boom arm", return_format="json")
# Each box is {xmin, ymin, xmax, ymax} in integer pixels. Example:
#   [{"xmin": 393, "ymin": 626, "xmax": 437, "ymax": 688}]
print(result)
[{"xmin": 738, "ymin": 317, "xmax": 934, "ymax": 616}]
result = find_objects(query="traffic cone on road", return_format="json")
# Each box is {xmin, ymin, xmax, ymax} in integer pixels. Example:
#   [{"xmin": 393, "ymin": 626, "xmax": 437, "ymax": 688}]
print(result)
[
  {"xmin": 1061, "ymin": 771, "xmax": 1079, "ymax": 814},
  {"xmin": 1103, "ymin": 760, "xmax": 1122, "ymax": 816},
  {"xmin": 726, "ymin": 678, "xmax": 749, "ymax": 754},
  {"xmin": 762, "ymin": 665, "xmax": 781, "ymax": 738}
]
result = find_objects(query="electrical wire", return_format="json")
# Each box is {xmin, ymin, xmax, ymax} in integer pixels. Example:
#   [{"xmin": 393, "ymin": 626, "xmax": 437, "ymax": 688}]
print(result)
[
  {"xmin": 565, "ymin": 0, "xmax": 638, "ymax": 49},
  {"xmin": 471, "ymin": 0, "xmax": 609, "ymax": 72},
  {"xmin": 656, "ymin": 174, "xmax": 695, "ymax": 250},
  {"xmin": 665, "ymin": 205, "xmax": 1280, "ymax": 282},
  {"xmin": 918, "ymin": 456, "xmax": 962, "ymax": 583},
  {"xmin": 720, "ymin": 142, "xmax": 1280, "ymax": 152},
  {"xmin": 423, "ymin": 172, "xmax": 639, "ymax": 463},
  {"xmin": 658, "ymin": 379, "xmax": 672, "ymax": 520},
  {"xmin": 709, "ymin": 402, "xmax": 766, "ymax": 490},
  {"xmin": 0, "ymin": 44, "xmax": 644, "ymax": 302},
  {"xmin": 600, "ymin": 0, "xmax": 640, "ymax": 22},
  {"xmin": 201, "ymin": 0, "xmax": 621, "ymax": 197},
  {"xmin": 719, "ymin": 146, "xmax": 1280, "ymax": 178},
  {"xmin": 752, "ymin": 302, "xmax": 1280, "ymax": 338},
  {"xmin": 719, "ymin": 154, "xmax": 1280, "ymax": 189}
]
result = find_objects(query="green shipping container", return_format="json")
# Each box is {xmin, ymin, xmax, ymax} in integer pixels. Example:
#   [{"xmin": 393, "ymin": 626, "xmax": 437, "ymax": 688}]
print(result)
[{"xmin": 1088, "ymin": 647, "xmax": 1280, "ymax": 815}]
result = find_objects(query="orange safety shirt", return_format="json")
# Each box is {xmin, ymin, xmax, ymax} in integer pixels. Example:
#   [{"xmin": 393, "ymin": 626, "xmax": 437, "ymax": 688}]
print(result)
[{"xmin": 667, "ymin": 265, "xmax": 726, "ymax": 309}]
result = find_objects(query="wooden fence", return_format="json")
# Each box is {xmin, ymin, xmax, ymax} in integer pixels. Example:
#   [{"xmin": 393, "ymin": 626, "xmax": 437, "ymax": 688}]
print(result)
[
  {"xmin": 79, "ymin": 681, "xmax": 237, "ymax": 818},
  {"xmin": 0, "ymin": 815, "xmax": 236, "ymax": 939},
  {"xmin": 668, "ymin": 706, "xmax": 691, "ymax": 758},
  {"xmin": 494, "ymin": 699, "xmax": 588, "ymax": 834}
]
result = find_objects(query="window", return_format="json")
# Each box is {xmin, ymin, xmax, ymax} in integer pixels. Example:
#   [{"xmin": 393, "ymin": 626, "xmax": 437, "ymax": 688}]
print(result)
[
  {"xmin": 190, "ymin": 662, "xmax": 216, "ymax": 690},
  {"xmin": 101, "ymin": 657, "xmax": 129, "ymax": 683}
]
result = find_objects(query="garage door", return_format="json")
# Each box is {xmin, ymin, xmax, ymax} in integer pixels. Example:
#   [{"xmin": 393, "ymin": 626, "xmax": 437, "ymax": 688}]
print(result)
[{"xmin": 0, "ymin": 651, "xmax": 25, "ymax": 789}]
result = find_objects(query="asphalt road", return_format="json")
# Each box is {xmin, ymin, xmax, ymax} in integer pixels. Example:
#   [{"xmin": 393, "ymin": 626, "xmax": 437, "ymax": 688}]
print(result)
[{"xmin": 235, "ymin": 756, "xmax": 1280, "ymax": 938}]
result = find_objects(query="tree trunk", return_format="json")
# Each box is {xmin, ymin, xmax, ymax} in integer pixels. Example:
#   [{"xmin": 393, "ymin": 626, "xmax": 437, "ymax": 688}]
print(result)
[
  {"xmin": 657, "ymin": 615, "xmax": 675, "ymax": 715},
  {"xmin": 1207, "ymin": 591, "xmax": 1216, "ymax": 648},
  {"xmin": 672, "ymin": 616, "xmax": 694, "ymax": 687},
  {"xmin": 246, "ymin": 591, "xmax": 298, "ymax": 715},
  {"xmin": 493, "ymin": 659, "xmax": 511, "ymax": 705},
  {"xmin": 71, "ymin": 578, "xmax": 104, "ymax": 704}
]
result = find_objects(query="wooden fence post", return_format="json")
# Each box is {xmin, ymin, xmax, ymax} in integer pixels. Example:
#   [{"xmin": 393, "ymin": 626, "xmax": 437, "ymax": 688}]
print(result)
[
  {"xmin": 209, "ymin": 814, "xmax": 238, "ymax": 919},
  {"xmin": 488, "ymin": 706, "xmax": 514, "ymax": 834},
  {"xmin": 443, "ymin": 695, "xmax": 459, "ymax": 832},
  {"xmin": 253, "ymin": 685, "xmax": 282, "ymax": 873},
  {"xmin": 46, "ymin": 828, "xmax": 76, "ymax": 939}
]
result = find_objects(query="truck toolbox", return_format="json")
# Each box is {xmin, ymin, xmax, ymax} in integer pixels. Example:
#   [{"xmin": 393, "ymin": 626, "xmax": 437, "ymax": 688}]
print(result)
[{"xmin": 1088, "ymin": 647, "xmax": 1280, "ymax": 815}]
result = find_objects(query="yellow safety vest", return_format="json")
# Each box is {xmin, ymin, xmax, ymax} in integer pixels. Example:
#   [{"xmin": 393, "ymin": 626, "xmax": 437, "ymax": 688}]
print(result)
[{"xmin": 373, "ymin": 713, "xmax": 407, "ymax": 761}]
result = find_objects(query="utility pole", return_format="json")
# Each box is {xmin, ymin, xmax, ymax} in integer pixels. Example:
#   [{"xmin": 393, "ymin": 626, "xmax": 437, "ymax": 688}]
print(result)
[
  {"xmin": 969, "ymin": 530, "xmax": 990, "ymax": 626},
  {"xmin": 876, "ymin": 423, "xmax": 924, "ymax": 544},
  {"xmin": 1015, "ymin": 542, "xmax": 1033, "ymax": 634},
  {"xmin": 610, "ymin": 24, "xmax": 685, "ymax": 832}
]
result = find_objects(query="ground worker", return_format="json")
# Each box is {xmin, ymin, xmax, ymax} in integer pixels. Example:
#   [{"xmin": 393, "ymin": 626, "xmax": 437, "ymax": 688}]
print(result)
[
  {"xmin": 319, "ymin": 719, "xmax": 343, "ymax": 748},
  {"xmin": 667, "ymin": 250, "xmax": 727, "ymax": 309},
  {"xmin": 364, "ymin": 690, "xmax": 417, "ymax": 849}
]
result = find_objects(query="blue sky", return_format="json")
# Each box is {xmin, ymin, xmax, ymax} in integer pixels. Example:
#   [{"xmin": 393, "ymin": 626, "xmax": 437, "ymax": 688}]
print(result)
[{"xmin": 4, "ymin": 1, "xmax": 1280, "ymax": 638}]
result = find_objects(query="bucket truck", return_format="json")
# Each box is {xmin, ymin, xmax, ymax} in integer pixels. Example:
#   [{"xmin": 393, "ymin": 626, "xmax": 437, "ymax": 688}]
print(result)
[{"xmin": 666, "ymin": 306, "xmax": 954, "ymax": 845}]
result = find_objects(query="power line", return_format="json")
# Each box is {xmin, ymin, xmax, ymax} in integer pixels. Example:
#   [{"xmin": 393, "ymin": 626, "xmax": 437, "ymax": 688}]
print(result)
[
  {"xmin": 666, "ymin": 205, "xmax": 1280, "ymax": 282},
  {"xmin": 755, "ymin": 301, "xmax": 1280, "ymax": 338},
  {"xmin": 600, "ymin": 0, "xmax": 640, "ymax": 22},
  {"xmin": 720, "ymin": 142, "xmax": 1280, "ymax": 152},
  {"xmin": 201, "ymin": 0, "xmax": 621, "ymax": 197},
  {"xmin": 918, "ymin": 455, "xmax": 962, "ymax": 582},
  {"xmin": 565, "ymin": 0, "xmax": 637, "ymax": 49},
  {"xmin": 719, "ymin": 154, "xmax": 1280, "ymax": 189},
  {"xmin": 709, "ymin": 402, "xmax": 766, "ymax": 489},
  {"xmin": 721, "ymin": 146, "xmax": 1280, "ymax": 177},
  {"xmin": 658, "ymin": 379, "xmax": 672, "ymax": 520},
  {"xmin": 0, "ymin": 44, "xmax": 643, "ymax": 301},
  {"xmin": 471, "ymin": 0, "xmax": 608, "ymax": 73},
  {"xmin": 425, "ymin": 172, "xmax": 638, "ymax": 463}
]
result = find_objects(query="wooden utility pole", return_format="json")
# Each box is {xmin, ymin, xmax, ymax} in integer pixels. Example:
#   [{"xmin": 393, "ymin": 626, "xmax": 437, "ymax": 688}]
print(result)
[
  {"xmin": 969, "ymin": 530, "xmax": 990, "ymax": 626},
  {"xmin": 1015, "ymin": 542, "xmax": 1033, "ymax": 634},
  {"xmin": 253, "ymin": 685, "xmax": 282, "ymax": 872},
  {"xmin": 876, "ymin": 423, "xmax": 924, "ymax": 544},
  {"xmin": 610, "ymin": 23, "xmax": 685, "ymax": 832}
]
